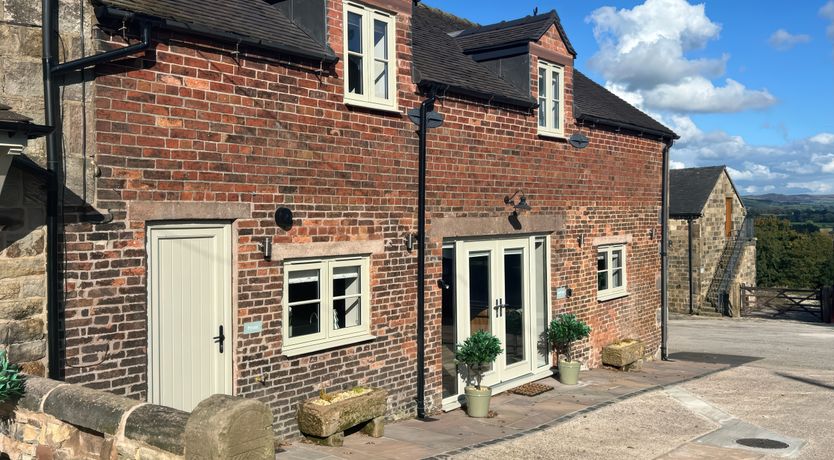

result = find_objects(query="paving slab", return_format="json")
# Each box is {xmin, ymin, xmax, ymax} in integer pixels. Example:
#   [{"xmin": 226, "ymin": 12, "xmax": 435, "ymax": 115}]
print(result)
[{"xmin": 280, "ymin": 355, "xmax": 732, "ymax": 459}]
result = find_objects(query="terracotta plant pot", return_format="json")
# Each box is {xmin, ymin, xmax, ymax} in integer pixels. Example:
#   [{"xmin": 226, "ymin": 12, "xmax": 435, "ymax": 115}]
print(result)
[
  {"xmin": 558, "ymin": 359, "xmax": 581, "ymax": 385},
  {"xmin": 464, "ymin": 385, "xmax": 492, "ymax": 417}
]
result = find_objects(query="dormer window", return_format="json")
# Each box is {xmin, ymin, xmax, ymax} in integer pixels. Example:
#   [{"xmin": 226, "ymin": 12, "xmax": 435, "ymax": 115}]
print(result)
[
  {"xmin": 537, "ymin": 60, "xmax": 564, "ymax": 137},
  {"xmin": 343, "ymin": 2, "xmax": 398, "ymax": 111}
]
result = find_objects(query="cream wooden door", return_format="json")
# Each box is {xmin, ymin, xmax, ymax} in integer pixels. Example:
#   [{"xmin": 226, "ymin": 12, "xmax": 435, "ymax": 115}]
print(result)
[
  {"xmin": 148, "ymin": 223, "xmax": 233, "ymax": 411},
  {"xmin": 455, "ymin": 238, "xmax": 532, "ymax": 387}
]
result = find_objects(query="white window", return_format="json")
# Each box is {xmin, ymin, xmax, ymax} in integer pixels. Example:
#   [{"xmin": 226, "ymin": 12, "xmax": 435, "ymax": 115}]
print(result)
[
  {"xmin": 283, "ymin": 256, "xmax": 373, "ymax": 355},
  {"xmin": 537, "ymin": 60, "xmax": 564, "ymax": 137},
  {"xmin": 343, "ymin": 2, "xmax": 397, "ymax": 111},
  {"xmin": 597, "ymin": 244, "xmax": 627, "ymax": 300}
]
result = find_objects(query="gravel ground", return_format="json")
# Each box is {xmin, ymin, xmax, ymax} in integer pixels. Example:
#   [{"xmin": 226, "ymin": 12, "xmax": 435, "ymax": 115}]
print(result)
[{"xmin": 459, "ymin": 317, "xmax": 834, "ymax": 460}]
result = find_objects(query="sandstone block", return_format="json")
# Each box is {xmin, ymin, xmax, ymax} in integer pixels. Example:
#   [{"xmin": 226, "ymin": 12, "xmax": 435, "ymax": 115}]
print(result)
[
  {"xmin": 125, "ymin": 403, "xmax": 188, "ymax": 455},
  {"xmin": 0, "ymin": 318, "xmax": 45, "ymax": 343},
  {"xmin": 0, "ymin": 281, "xmax": 21, "ymax": 300},
  {"xmin": 0, "ymin": 298, "xmax": 44, "ymax": 320},
  {"xmin": 361, "ymin": 416, "xmax": 384, "ymax": 438},
  {"xmin": 4, "ymin": 229, "xmax": 45, "ymax": 258},
  {"xmin": 7, "ymin": 340, "xmax": 46, "ymax": 363},
  {"xmin": 184, "ymin": 394, "xmax": 274, "ymax": 460},
  {"xmin": 19, "ymin": 278, "xmax": 46, "ymax": 298},
  {"xmin": 0, "ymin": 258, "xmax": 44, "ymax": 281},
  {"xmin": 19, "ymin": 377, "xmax": 65, "ymax": 412},
  {"xmin": 42, "ymin": 381, "xmax": 142, "ymax": 435},
  {"xmin": 297, "ymin": 388, "xmax": 387, "ymax": 438},
  {"xmin": 602, "ymin": 339, "xmax": 645, "ymax": 369}
]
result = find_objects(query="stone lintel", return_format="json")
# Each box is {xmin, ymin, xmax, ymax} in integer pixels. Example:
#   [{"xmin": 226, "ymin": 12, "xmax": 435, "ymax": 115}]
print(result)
[
  {"xmin": 128, "ymin": 201, "xmax": 251, "ymax": 221},
  {"xmin": 273, "ymin": 239, "xmax": 385, "ymax": 261},
  {"xmin": 429, "ymin": 214, "xmax": 563, "ymax": 240}
]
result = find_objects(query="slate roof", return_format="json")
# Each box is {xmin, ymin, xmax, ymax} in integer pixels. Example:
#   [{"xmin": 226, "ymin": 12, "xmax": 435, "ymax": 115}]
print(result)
[
  {"xmin": 573, "ymin": 71, "xmax": 677, "ymax": 138},
  {"xmin": 0, "ymin": 103, "xmax": 32, "ymax": 123},
  {"xmin": 0, "ymin": 103, "xmax": 52, "ymax": 138},
  {"xmin": 412, "ymin": 5, "xmax": 535, "ymax": 106},
  {"xmin": 669, "ymin": 166, "xmax": 727, "ymax": 217},
  {"xmin": 455, "ymin": 10, "xmax": 577, "ymax": 56},
  {"xmin": 95, "ymin": 0, "xmax": 337, "ymax": 62}
]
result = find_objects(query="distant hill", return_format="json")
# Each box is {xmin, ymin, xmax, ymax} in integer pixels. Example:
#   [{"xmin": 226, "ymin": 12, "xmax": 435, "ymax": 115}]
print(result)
[
  {"xmin": 743, "ymin": 194, "xmax": 834, "ymax": 231},
  {"xmin": 743, "ymin": 194, "xmax": 834, "ymax": 206}
]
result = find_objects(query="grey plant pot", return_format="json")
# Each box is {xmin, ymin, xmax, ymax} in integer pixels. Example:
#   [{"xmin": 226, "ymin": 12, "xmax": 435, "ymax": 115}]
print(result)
[
  {"xmin": 558, "ymin": 359, "xmax": 581, "ymax": 385},
  {"xmin": 464, "ymin": 385, "xmax": 492, "ymax": 417}
]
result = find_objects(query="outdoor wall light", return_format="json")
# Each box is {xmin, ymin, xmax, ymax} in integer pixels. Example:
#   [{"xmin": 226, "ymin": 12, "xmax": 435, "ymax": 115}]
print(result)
[
  {"xmin": 578, "ymin": 234, "xmax": 585, "ymax": 247},
  {"xmin": 504, "ymin": 190, "xmax": 531, "ymax": 214},
  {"xmin": 261, "ymin": 236, "xmax": 272, "ymax": 260}
]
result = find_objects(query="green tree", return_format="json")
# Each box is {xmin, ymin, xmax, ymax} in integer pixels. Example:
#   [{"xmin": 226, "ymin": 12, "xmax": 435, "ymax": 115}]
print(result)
[{"xmin": 756, "ymin": 216, "xmax": 834, "ymax": 288}]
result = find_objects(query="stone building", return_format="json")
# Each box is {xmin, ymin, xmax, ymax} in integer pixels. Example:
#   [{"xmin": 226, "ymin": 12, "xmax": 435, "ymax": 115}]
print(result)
[
  {"xmin": 669, "ymin": 166, "xmax": 756, "ymax": 316},
  {"xmin": 2, "ymin": 0, "xmax": 678, "ymax": 440},
  {"xmin": 0, "ymin": 103, "xmax": 52, "ymax": 376}
]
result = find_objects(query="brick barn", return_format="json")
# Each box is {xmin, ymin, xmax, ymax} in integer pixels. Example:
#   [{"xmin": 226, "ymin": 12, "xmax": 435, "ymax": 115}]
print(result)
[{"xmin": 10, "ymin": 0, "xmax": 677, "ymax": 439}]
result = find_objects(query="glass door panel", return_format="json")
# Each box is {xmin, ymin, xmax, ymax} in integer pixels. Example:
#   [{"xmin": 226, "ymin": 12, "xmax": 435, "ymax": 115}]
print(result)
[
  {"xmin": 441, "ymin": 246, "xmax": 457, "ymax": 400},
  {"xmin": 503, "ymin": 249, "xmax": 525, "ymax": 366}
]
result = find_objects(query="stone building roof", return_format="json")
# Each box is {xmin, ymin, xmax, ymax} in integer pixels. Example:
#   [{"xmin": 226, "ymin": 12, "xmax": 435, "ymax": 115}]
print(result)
[{"xmin": 670, "ymin": 166, "xmax": 738, "ymax": 217}]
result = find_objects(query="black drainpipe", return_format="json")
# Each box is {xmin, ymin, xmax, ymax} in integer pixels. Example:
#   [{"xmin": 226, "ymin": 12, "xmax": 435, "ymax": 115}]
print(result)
[
  {"xmin": 660, "ymin": 139, "xmax": 673, "ymax": 361},
  {"xmin": 416, "ymin": 90, "xmax": 436, "ymax": 419},
  {"xmin": 42, "ymin": 0, "xmax": 152, "ymax": 379},
  {"xmin": 687, "ymin": 217, "xmax": 694, "ymax": 315}
]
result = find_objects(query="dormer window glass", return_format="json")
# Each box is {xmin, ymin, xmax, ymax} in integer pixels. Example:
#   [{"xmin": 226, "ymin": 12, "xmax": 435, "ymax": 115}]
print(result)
[
  {"xmin": 344, "ymin": 2, "xmax": 397, "ymax": 111},
  {"xmin": 537, "ymin": 60, "xmax": 564, "ymax": 137}
]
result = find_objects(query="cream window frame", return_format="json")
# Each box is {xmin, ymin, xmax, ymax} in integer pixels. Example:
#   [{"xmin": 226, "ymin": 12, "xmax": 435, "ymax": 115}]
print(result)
[
  {"xmin": 283, "ymin": 256, "xmax": 373, "ymax": 356},
  {"xmin": 537, "ymin": 60, "xmax": 565, "ymax": 138},
  {"xmin": 597, "ymin": 244, "xmax": 628, "ymax": 301},
  {"xmin": 343, "ymin": 2, "xmax": 398, "ymax": 112}
]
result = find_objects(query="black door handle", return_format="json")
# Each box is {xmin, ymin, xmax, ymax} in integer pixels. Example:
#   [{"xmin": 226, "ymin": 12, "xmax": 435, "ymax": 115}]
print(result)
[{"xmin": 213, "ymin": 325, "xmax": 225, "ymax": 353}]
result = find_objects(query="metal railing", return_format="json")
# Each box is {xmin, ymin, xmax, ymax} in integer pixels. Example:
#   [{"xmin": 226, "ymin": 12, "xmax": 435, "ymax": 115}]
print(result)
[{"xmin": 705, "ymin": 217, "xmax": 754, "ymax": 315}]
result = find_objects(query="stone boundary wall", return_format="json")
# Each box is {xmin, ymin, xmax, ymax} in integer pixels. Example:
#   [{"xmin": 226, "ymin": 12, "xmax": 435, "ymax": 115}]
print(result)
[{"xmin": 0, "ymin": 376, "xmax": 275, "ymax": 459}]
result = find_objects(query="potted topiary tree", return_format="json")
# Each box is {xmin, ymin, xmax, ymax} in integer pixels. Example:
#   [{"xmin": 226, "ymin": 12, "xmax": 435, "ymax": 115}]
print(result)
[
  {"xmin": 455, "ymin": 329, "xmax": 502, "ymax": 417},
  {"xmin": 548, "ymin": 313, "xmax": 591, "ymax": 385}
]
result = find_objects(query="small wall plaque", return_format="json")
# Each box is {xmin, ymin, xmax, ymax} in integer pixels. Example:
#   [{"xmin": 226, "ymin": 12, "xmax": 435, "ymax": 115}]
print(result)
[
  {"xmin": 243, "ymin": 321, "xmax": 263, "ymax": 334},
  {"xmin": 556, "ymin": 287, "xmax": 567, "ymax": 299}
]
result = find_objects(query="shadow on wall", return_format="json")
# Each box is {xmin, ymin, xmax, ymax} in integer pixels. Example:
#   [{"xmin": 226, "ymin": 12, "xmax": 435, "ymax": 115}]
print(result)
[
  {"xmin": 0, "ymin": 156, "xmax": 103, "ymax": 253},
  {"xmin": 0, "ymin": 157, "xmax": 48, "ymax": 253}
]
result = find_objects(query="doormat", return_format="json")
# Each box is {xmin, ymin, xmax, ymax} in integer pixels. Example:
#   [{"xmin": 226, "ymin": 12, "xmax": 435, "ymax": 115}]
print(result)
[{"xmin": 508, "ymin": 382, "xmax": 553, "ymax": 397}]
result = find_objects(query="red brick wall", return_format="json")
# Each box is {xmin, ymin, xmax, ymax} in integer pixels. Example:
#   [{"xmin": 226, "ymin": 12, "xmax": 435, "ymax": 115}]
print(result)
[{"xmin": 61, "ymin": 1, "xmax": 665, "ymax": 439}]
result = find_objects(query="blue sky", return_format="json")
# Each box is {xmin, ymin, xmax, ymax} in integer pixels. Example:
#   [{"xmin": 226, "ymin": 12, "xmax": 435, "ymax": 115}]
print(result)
[{"xmin": 424, "ymin": 0, "xmax": 834, "ymax": 195}]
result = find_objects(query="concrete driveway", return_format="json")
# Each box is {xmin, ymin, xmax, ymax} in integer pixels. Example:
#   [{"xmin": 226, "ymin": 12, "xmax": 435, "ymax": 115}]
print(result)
[{"xmin": 459, "ymin": 316, "xmax": 834, "ymax": 460}]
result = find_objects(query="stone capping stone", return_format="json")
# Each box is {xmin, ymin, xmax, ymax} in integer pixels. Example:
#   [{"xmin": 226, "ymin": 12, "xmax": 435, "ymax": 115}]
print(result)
[
  {"xmin": 592, "ymin": 234, "xmax": 633, "ymax": 247},
  {"xmin": 184, "ymin": 394, "xmax": 275, "ymax": 460},
  {"xmin": 273, "ymin": 239, "xmax": 385, "ymax": 261},
  {"xmin": 42, "ymin": 379, "xmax": 143, "ymax": 435},
  {"xmin": 124, "ymin": 403, "xmax": 190, "ymax": 455},
  {"xmin": 128, "ymin": 201, "xmax": 251, "ymax": 221},
  {"xmin": 15, "ymin": 377, "xmax": 275, "ymax": 459},
  {"xmin": 428, "ymin": 215, "xmax": 564, "ymax": 239}
]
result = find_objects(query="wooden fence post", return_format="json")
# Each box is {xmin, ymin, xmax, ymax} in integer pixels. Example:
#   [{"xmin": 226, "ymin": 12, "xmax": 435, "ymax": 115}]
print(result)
[{"xmin": 822, "ymin": 286, "xmax": 833, "ymax": 324}]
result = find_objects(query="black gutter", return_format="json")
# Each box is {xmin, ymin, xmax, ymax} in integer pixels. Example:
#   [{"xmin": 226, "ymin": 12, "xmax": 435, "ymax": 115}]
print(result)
[
  {"xmin": 42, "ymin": 0, "xmax": 155, "ymax": 380},
  {"xmin": 687, "ymin": 217, "xmax": 694, "ymax": 315},
  {"xmin": 97, "ymin": 6, "xmax": 339, "ymax": 65},
  {"xmin": 660, "ymin": 140, "xmax": 673, "ymax": 361},
  {"xmin": 416, "ymin": 89, "xmax": 437, "ymax": 419},
  {"xmin": 577, "ymin": 114, "xmax": 679, "ymax": 141},
  {"xmin": 418, "ymin": 81, "xmax": 536, "ymax": 111},
  {"xmin": 0, "ymin": 121, "xmax": 53, "ymax": 138}
]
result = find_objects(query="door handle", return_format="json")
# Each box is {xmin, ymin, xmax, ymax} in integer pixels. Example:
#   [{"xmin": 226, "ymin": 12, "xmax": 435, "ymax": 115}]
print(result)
[{"xmin": 213, "ymin": 325, "xmax": 225, "ymax": 353}]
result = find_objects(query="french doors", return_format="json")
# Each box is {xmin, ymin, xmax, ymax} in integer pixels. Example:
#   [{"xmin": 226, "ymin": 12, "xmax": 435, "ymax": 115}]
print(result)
[{"xmin": 448, "ymin": 236, "xmax": 550, "ymax": 397}]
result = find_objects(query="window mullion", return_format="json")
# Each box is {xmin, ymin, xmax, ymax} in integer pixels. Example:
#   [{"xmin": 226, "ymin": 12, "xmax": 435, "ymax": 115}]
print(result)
[
  {"xmin": 364, "ymin": 13, "xmax": 373, "ymax": 102},
  {"xmin": 547, "ymin": 69, "xmax": 554, "ymax": 129}
]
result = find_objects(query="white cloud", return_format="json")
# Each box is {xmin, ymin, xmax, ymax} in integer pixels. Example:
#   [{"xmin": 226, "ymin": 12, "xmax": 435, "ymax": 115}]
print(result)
[
  {"xmin": 726, "ymin": 163, "xmax": 787, "ymax": 181},
  {"xmin": 786, "ymin": 181, "xmax": 833, "ymax": 193},
  {"xmin": 822, "ymin": 1, "xmax": 834, "ymax": 41},
  {"xmin": 743, "ymin": 185, "xmax": 776, "ymax": 194},
  {"xmin": 813, "ymin": 154, "xmax": 834, "ymax": 173},
  {"xmin": 587, "ymin": 0, "xmax": 776, "ymax": 113},
  {"xmin": 810, "ymin": 133, "xmax": 834, "ymax": 144},
  {"xmin": 768, "ymin": 29, "xmax": 811, "ymax": 51},
  {"xmin": 641, "ymin": 77, "xmax": 776, "ymax": 113},
  {"xmin": 670, "ymin": 160, "xmax": 687, "ymax": 169}
]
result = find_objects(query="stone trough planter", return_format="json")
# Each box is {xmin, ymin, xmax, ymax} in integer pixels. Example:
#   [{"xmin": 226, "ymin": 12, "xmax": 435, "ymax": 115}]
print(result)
[
  {"xmin": 602, "ymin": 339, "xmax": 645, "ymax": 371},
  {"xmin": 297, "ymin": 387, "xmax": 387, "ymax": 446}
]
